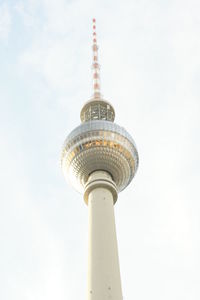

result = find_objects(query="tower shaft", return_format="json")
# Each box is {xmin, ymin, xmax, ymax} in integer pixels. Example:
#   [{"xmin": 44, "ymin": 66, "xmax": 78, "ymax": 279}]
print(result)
[{"xmin": 87, "ymin": 171, "xmax": 123, "ymax": 300}]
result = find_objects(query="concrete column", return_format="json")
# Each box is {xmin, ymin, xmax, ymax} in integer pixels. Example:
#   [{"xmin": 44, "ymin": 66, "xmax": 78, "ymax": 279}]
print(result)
[{"xmin": 85, "ymin": 171, "xmax": 123, "ymax": 300}]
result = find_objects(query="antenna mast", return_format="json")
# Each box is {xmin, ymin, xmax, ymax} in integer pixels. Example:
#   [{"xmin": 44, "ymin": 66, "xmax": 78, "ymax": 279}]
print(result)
[{"xmin": 92, "ymin": 18, "xmax": 101, "ymax": 99}]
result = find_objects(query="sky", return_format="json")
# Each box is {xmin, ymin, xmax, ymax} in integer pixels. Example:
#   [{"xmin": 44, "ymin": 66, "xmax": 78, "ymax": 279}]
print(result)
[{"xmin": 1, "ymin": 0, "xmax": 200, "ymax": 299}]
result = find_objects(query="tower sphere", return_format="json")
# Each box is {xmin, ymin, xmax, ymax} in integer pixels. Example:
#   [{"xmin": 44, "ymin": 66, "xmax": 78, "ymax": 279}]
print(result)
[{"xmin": 61, "ymin": 97, "xmax": 139, "ymax": 197}]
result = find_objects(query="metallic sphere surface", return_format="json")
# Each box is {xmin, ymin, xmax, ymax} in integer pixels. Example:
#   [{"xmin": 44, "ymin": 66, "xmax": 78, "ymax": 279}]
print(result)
[{"xmin": 61, "ymin": 120, "xmax": 138, "ymax": 194}]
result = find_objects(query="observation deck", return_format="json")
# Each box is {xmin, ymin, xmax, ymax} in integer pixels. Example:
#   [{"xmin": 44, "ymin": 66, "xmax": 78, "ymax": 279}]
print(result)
[{"xmin": 80, "ymin": 98, "xmax": 115, "ymax": 122}]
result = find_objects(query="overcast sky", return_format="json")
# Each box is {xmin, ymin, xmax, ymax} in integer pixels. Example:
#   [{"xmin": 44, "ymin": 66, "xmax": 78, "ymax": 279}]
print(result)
[{"xmin": 1, "ymin": 0, "xmax": 200, "ymax": 299}]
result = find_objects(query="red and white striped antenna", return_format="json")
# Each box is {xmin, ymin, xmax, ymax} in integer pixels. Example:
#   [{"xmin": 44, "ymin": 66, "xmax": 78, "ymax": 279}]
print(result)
[{"xmin": 92, "ymin": 18, "xmax": 101, "ymax": 98}]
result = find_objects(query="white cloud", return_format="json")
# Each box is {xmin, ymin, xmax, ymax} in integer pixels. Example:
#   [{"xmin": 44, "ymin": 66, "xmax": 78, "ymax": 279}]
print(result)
[
  {"xmin": 19, "ymin": 38, "xmax": 78, "ymax": 90},
  {"xmin": 0, "ymin": 3, "xmax": 11, "ymax": 40},
  {"xmin": 15, "ymin": 0, "xmax": 41, "ymax": 28},
  {"xmin": 17, "ymin": 0, "xmax": 92, "ymax": 95}
]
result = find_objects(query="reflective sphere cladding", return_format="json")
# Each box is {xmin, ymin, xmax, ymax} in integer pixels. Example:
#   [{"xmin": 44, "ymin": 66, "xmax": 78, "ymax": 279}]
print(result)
[{"xmin": 61, "ymin": 120, "xmax": 139, "ymax": 193}]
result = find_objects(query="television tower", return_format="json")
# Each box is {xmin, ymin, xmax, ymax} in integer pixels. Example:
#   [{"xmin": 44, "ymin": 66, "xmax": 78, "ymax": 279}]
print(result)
[{"xmin": 61, "ymin": 19, "xmax": 139, "ymax": 300}]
